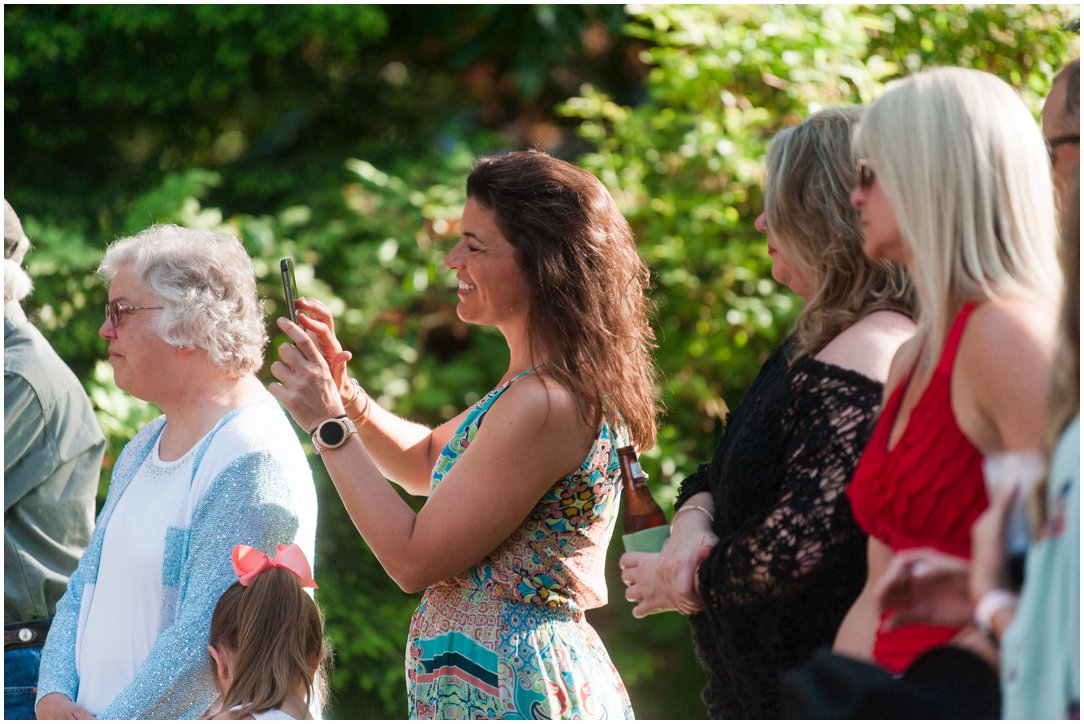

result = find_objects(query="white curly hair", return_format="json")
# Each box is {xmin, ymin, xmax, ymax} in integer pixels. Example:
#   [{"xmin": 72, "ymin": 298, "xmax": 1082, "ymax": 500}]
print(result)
[{"xmin": 99, "ymin": 224, "xmax": 268, "ymax": 376}]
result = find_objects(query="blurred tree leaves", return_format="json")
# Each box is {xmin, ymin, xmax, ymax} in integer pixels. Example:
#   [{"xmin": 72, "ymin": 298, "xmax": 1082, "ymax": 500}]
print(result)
[{"xmin": 4, "ymin": 3, "xmax": 1077, "ymax": 719}]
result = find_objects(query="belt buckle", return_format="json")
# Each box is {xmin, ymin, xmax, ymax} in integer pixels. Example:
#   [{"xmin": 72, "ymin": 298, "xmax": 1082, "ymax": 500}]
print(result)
[{"xmin": 18, "ymin": 627, "xmax": 34, "ymax": 643}]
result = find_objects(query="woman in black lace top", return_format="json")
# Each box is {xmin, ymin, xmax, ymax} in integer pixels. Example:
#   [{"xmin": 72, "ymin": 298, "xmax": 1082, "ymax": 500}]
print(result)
[{"xmin": 620, "ymin": 107, "xmax": 917, "ymax": 718}]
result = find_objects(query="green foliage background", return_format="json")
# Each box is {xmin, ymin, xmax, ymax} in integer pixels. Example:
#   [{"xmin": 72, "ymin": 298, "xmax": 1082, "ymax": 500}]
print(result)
[{"xmin": 5, "ymin": 4, "xmax": 1076, "ymax": 718}]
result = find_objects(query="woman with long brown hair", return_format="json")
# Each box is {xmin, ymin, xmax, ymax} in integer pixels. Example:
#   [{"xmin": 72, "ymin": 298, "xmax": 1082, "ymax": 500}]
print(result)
[{"xmin": 271, "ymin": 150, "xmax": 658, "ymax": 718}]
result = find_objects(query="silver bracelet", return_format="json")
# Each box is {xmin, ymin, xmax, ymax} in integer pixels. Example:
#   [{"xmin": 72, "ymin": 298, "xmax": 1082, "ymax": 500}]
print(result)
[
  {"xmin": 670, "ymin": 504, "xmax": 715, "ymax": 533},
  {"xmin": 343, "ymin": 377, "xmax": 361, "ymax": 408}
]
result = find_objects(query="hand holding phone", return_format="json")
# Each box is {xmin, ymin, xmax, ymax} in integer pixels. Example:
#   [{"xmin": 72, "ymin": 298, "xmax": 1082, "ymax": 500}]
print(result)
[{"xmin": 280, "ymin": 258, "xmax": 299, "ymax": 324}]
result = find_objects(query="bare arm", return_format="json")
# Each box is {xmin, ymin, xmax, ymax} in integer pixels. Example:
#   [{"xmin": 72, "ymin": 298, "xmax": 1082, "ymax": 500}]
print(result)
[
  {"xmin": 834, "ymin": 535, "xmax": 893, "ymax": 660},
  {"xmin": 270, "ymin": 316, "xmax": 594, "ymax": 592},
  {"xmin": 829, "ymin": 326, "xmax": 916, "ymax": 660},
  {"xmin": 955, "ymin": 298, "xmax": 1056, "ymax": 454}
]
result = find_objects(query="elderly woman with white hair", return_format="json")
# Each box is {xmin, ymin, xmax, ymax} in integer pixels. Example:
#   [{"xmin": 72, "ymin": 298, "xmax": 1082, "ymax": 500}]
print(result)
[
  {"xmin": 838, "ymin": 67, "xmax": 1062, "ymax": 674},
  {"xmin": 34, "ymin": 225, "xmax": 317, "ymax": 720}
]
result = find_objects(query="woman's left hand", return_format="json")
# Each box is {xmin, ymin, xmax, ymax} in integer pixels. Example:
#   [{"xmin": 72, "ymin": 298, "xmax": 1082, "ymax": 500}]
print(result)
[
  {"xmin": 294, "ymin": 297, "xmax": 354, "ymax": 401},
  {"xmin": 620, "ymin": 552, "xmax": 674, "ymax": 618},
  {"xmin": 269, "ymin": 316, "xmax": 347, "ymax": 433},
  {"xmin": 620, "ymin": 543, "xmax": 712, "ymax": 618}
]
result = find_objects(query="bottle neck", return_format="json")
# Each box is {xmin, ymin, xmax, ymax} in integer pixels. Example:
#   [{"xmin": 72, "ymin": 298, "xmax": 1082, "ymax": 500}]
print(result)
[{"xmin": 616, "ymin": 445, "xmax": 646, "ymax": 491}]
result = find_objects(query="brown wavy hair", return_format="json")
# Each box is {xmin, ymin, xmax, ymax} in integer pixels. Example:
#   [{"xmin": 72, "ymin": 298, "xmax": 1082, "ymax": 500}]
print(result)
[
  {"xmin": 764, "ymin": 106, "xmax": 916, "ymax": 360},
  {"xmin": 466, "ymin": 150, "xmax": 659, "ymax": 448},
  {"xmin": 208, "ymin": 569, "xmax": 329, "ymax": 719}
]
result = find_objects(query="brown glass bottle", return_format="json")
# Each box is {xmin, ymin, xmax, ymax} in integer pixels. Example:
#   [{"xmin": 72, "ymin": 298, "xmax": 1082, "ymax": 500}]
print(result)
[{"xmin": 616, "ymin": 444, "xmax": 668, "ymax": 533}]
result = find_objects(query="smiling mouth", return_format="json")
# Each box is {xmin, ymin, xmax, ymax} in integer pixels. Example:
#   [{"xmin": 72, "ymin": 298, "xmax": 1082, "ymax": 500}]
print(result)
[{"xmin": 458, "ymin": 281, "xmax": 476, "ymax": 294}]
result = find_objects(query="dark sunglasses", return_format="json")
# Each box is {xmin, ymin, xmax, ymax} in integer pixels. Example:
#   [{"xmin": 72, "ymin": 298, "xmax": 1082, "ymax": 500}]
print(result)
[
  {"xmin": 105, "ymin": 299, "xmax": 162, "ymax": 329},
  {"xmin": 1047, "ymin": 133, "xmax": 1080, "ymax": 164},
  {"xmin": 856, "ymin": 159, "xmax": 876, "ymax": 191}
]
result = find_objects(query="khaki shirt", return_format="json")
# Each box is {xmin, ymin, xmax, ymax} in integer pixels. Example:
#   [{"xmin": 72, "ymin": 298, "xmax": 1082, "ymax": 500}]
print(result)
[{"xmin": 5, "ymin": 300, "xmax": 104, "ymax": 623}]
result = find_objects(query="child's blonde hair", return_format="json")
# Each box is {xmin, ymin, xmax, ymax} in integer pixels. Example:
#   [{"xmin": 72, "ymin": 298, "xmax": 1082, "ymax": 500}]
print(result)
[{"xmin": 209, "ymin": 568, "xmax": 329, "ymax": 719}]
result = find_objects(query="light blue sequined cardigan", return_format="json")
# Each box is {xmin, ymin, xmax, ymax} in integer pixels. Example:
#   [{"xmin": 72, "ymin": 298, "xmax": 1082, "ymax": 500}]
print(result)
[{"xmin": 36, "ymin": 395, "xmax": 317, "ymax": 719}]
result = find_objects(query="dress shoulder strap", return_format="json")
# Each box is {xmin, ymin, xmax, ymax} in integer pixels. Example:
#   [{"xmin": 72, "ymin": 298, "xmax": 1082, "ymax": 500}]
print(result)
[{"xmin": 474, "ymin": 364, "xmax": 546, "ymax": 414}]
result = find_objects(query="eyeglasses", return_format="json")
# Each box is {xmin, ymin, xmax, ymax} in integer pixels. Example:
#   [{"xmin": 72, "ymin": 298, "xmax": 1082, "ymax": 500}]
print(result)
[
  {"xmin": 105, "ymin": 300, "xmax": 162, "ymax": 329},
  {"xmin": 1047, "ymin": 133, "xmax": 1080, "ymax": 164},
  {"xmin": 856, "ymin": 160, "xmax": 876, "ymax": 191}
]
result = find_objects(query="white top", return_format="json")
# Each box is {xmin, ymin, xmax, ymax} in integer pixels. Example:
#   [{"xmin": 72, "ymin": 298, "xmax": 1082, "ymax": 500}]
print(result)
[
  {"xmin": 75, "ymin": 433, "xmax": 200, "ymax": 714},
  {"xmin": 227, "ymin": 703, "xmax": 296, "ymax": 720},
  {"xmin": 36, "ymin": 394, "xmax": 318, "ymax": 719},
  {"xmin": 252, "ymin": 708, "xmax": 295, "ymax": 720}
]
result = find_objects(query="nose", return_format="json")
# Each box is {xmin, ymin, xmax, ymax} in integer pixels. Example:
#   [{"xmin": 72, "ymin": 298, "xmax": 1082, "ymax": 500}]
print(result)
[
  {"xmin": 99, "ymin": 316, "xmax": 117, "ymax": 340},
  {"xmin": 754, "ymin": 213, "xmax": 768, "ymax": 234},
  {"xmin": 445, "ymin": 239, "xmax": 465, "ymax": 271}
]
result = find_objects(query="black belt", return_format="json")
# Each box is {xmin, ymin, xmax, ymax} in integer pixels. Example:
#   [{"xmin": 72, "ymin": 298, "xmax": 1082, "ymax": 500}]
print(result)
[{"xmin": 4, "ymin": 619, "xmax": 51, "ymax": 650}]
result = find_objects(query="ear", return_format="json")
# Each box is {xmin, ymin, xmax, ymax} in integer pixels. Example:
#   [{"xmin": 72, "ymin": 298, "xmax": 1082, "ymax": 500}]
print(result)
[{"xmin": 207, "ymin": 644, "xmax": 233, "ymax": 689}]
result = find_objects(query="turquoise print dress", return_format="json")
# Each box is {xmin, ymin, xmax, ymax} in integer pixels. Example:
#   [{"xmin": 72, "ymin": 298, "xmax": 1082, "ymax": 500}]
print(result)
[{"xmin": 406, "ymin": 371, "xmax": 634, "ymax": 719}]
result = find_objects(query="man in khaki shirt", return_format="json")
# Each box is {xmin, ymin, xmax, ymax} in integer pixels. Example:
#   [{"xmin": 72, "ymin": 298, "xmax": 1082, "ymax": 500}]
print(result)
[{"xmin": 4, "ymin": 200, "xmax": 104, "ymax": 719}]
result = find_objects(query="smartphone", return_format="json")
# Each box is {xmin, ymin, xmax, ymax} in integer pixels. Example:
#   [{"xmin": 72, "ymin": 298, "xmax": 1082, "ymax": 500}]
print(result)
[{"xmin": 280, "ymin": 258, "xmax": 299, "ymax": 324}]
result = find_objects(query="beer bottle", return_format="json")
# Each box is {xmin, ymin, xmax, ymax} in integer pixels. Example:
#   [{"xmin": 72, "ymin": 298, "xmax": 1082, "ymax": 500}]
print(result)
[{"xmin": 617, "ymin": 444, "xmax": 668, "ymax": 533}]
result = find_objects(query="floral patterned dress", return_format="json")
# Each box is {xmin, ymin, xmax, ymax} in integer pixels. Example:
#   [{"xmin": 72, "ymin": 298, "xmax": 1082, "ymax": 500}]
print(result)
[{"xmin": 406, "ymin": 371, "xmax": 634, "ymax": 719}]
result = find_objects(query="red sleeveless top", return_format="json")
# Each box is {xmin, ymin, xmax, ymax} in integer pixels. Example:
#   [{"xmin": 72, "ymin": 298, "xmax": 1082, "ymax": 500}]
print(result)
[{"xmin": 847, "ymin": 302, "xmax": 988, "ymax": 673}]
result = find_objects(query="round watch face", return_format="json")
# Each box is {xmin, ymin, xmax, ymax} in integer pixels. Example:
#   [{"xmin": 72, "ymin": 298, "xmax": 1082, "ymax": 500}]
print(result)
[{"xmin": 319, "ymin": 419, "xmax": 346, "ymax": 447}]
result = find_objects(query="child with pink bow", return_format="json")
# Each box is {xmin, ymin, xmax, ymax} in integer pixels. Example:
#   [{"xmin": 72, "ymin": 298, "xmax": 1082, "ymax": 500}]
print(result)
[{"xmin": 205, "ymin": 544, "xmax": 328, "ymax": 720}]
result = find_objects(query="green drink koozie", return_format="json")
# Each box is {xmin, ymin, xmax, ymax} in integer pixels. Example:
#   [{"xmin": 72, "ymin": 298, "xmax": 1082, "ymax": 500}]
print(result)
[{"xmin": 622, "ymin": 524, "xmax": 670, "ymax": 553}]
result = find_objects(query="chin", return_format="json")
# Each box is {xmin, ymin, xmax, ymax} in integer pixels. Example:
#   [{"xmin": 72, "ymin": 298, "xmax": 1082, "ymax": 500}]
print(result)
[{"xmin": 862, "ymin": 240, "xmax": 888, "ymax": 260}]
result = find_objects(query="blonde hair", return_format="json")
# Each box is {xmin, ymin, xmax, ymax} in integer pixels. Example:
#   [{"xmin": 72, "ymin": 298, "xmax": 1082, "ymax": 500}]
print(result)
[
  {"xmin": 764, "ymin": 106, "xmax": 915, "ymax": 359},
  {"xmin": 99, "ymin": 225, "xmax": 268, "ymax": 376},
  {"xmin": 854, "ymin": 67, "xmax": 1062, "ymax": 356},
  {"xmin": 208, "ymin": 570, "xmax": 329, "ymax": 720}
]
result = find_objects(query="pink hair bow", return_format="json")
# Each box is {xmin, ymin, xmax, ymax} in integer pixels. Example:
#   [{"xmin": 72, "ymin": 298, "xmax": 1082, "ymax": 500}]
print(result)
[{"xmin": 232, "ymin": 543, "xmax": 318, "ymax": 589}]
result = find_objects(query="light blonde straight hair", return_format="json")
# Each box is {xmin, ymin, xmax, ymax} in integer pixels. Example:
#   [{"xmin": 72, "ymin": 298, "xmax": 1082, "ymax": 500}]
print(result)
[{"xmin": 853, "ymin": 67, "xmax": 1062, "ymax": 357}]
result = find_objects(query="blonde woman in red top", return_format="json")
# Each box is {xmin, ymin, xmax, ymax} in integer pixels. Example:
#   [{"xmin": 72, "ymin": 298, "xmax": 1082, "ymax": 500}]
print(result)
[{"xmin": 838, "ymin": 67, "xmax": 1062, "ymax": 672}]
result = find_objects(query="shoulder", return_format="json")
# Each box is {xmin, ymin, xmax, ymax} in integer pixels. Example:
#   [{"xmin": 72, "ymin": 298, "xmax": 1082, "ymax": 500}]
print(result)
[
  {"xmin": 954, "ymin": 297, "xmax": 1056, "ymax": 412},
  {"xmin": 206, "ymin": 396, "xmax": 307, "ymax": 461},
  {"xmin": 486, "ymin": 372, "xmax": 593, "ymax": 443},
  {"xmin": 4, "ymin": 322, "xmax": 86, "ymax": 403},
  {"xmin": 961, "ymin": 297, "xmax": 1056, "ymax": 356},
  {"xmin": 194, "ymin": 397, "xmax": 315, "ymax": 500},
  {"xmin": 494, "ymin": 372, "xmax": 581, "ymax": 422},
  {"xmin": 814, "ymin": 310, "xmax": 916, "ymax": 384}
]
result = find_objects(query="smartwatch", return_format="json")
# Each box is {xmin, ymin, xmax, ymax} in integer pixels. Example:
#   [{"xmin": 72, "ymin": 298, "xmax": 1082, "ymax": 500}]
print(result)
[{"xmin": 310, "ymin": 415, "xmax": 357, "ymax": 454}]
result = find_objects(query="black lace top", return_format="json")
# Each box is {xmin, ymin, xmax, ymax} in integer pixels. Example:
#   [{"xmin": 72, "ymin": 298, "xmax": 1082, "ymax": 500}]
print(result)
[{"xmin": 676, "ymin": 336, "xmax": 882, "ymax": 719}]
